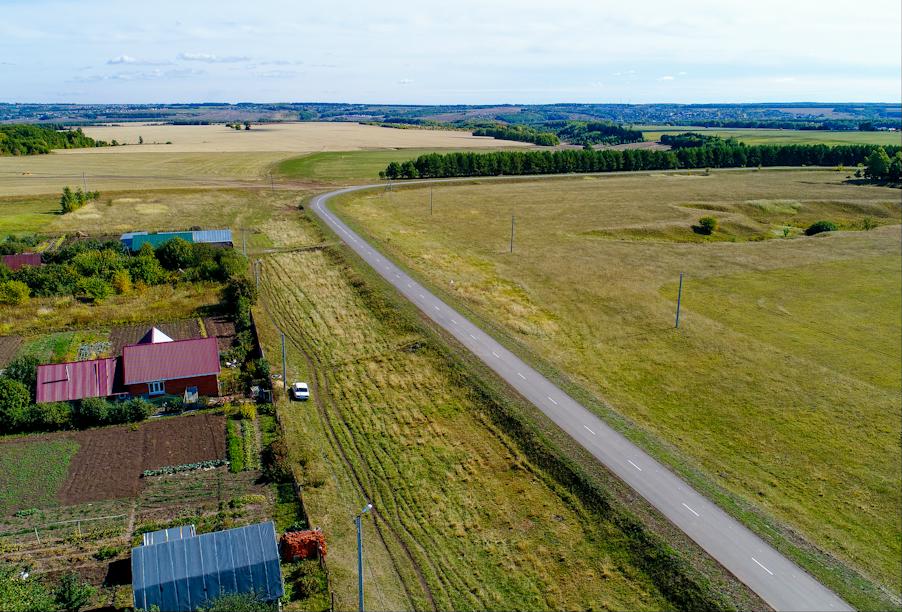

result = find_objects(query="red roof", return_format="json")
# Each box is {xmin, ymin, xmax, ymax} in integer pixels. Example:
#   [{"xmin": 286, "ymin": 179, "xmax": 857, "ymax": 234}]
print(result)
[
  {"xmin": 2, "ymin": 253, "xmax": 42, "ymax": 271},
  {"xmin": 122, "ymin": 336, "xmax": 220, "ymax": 385},
  {"xmin": 36, "ymin": 358, "xmax": 117, "ymax": 404}
]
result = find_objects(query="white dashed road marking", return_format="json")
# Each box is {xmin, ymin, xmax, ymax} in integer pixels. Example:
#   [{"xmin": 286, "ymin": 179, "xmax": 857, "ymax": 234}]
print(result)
[
  {"xmin": 752, "ymin": 557, "xmax": 774, "ymax": 576},
  {"xmin": 517, "ymin": 372, "xmax": 526, "ymax": 379},
  {"xmin": 583, "ymin": 425, "xmax": 596, "ymax": 435},
  {"xmin": 547, "ymin": 396, "xmax": 558, "ymax": 405},
  {"xmin": 682, "ymin": 503, "xmax": 700, "ymax": 517},
  {"xmin": 492, "ymin": 351, "xmax": 501, "ymax": 358},
  {"xmin": 628, "ymin": 460, "xmax": 642, "ymax": 471}
]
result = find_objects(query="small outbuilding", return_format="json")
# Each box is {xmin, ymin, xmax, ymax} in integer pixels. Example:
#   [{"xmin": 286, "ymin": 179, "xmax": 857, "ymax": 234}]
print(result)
[
  {"xmin": 35, "ymin": 357, "xmax": 119, "ymax": 403},
  {"xmin": 121, "ymin": 229, "xmax": 233, "ymax": 251},
  {"xmin": 131, "ymin": 521, "xmax": 284, "ymax": 612},
  {"xmin": 1, "ymin": 253, "xmax": 42, "ymax": 271}
]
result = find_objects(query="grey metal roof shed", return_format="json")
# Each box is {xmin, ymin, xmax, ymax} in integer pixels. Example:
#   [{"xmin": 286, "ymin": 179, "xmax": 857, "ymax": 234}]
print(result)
[
  {"xmin": 142, "ymin": 524, "xmax": 196, "ymax": 547},
  {"xmin": 132, "ymin": 521, "xmax": 284, "ymax": 612}
]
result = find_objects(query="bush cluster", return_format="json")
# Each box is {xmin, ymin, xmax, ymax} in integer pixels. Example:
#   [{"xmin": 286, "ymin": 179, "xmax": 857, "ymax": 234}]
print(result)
[
  {"xmin": 0, "ymin": 236, "xmax": 248, "ymax": 305},
  {"xmin": 805, "ymin": 220, "xmax": 838, "ymax": 236},
  {"xmin": 59, "ymin": 186, "xmax": 100, "ymax": 214}
]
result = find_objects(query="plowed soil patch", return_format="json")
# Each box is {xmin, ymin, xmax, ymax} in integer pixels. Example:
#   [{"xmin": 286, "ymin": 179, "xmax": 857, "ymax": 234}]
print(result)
[
  {"xmin": 58, "ymin": 414, "xmax": 226, "ymax": 505},
  {"xmin": 0, "ymin": 335, "xmax": 22, "ymax": 368}
]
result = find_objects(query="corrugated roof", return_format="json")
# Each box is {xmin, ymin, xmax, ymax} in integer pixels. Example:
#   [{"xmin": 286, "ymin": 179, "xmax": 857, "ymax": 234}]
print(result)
[
  {"xmin": 122, "ymin": 337, "xmax": 220, "ymax": 385},
  {"xmin": 36, "ymin": 357, "xmax": 118, "ymax": 404},
  {"xmin": 192, "ymin": 229, "xmax": 233, "ymax": 244},
  {"xmin": 143, "ymin": 524, "xmax": 196, "ymax": 547},
  {"xmin": 130, "ymin": 232, "xmax": 194, "ymax": 251},
  {"xmin": 132, "ymin": 521, "xmax": 284, "ymax": 612},
  {"xmin": 2, "ymin": 253, "xmax": 42, "ymax": 271}
]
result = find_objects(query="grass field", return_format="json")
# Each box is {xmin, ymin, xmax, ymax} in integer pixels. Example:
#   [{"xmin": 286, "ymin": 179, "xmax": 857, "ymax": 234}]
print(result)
[
  {"xmin": 258, "ymin": 247, "xmax": 680, "ymax": 611},
  {"xmin": 637, "ymin": 126, "xmax": 902, "ymax": 146},
  {"xmin": 276, "ymin": 148, "xmax": 519, "ymax": 183},
  {"xmin": 332, "ymin": 169, "xmax": 902, "ymax": 603},
  {"xmin": 0, "ymin": 439, "xmax": 79, "ymax": 513}
]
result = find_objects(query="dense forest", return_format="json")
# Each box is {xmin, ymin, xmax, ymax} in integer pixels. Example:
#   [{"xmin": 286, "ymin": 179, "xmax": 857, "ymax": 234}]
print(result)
[
  {"xmin": 0, "ymin": 124, "xmax": 105, "ymax": 155},
  {"xmin": 659, "ymin": 132, "xmax": 728, "ymax": 149},
  {"xmin": 381, "ymin": 143, "xmax": 902, "ymax": 179},
  {"xmin": 472, "ymin": 125, "xmax": 560, "ymax": 146}
]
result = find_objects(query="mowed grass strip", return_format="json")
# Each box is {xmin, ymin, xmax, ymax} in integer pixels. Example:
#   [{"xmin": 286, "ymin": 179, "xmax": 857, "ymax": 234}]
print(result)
[
  {"xmin": 260, "ymin": 249, "xmax": 671, "ymax": 612},
  {"xmin": 332, "ymin": 169, "xmax": 902, "ymax": 597},
  {"xmin": 0, "ymin": 439, "xmax": 79, "ymax": 513}
]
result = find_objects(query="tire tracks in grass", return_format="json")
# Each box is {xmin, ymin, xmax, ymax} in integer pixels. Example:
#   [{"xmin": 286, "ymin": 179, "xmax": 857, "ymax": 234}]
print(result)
[{"xmin": 259, "ymin": 256, "xmax": 437, "ymax": 611}]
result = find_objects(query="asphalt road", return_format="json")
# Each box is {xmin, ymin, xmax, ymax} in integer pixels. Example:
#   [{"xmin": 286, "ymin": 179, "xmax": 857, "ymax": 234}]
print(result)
[{"xmin": 310, "ymin": 182, "xmax": 853, "ymax": 612}]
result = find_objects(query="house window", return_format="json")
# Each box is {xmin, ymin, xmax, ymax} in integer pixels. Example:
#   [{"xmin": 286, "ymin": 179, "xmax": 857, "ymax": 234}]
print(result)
[{"xmin": 148, "ymin": 381, "xmax": 165, "ymax": 396}]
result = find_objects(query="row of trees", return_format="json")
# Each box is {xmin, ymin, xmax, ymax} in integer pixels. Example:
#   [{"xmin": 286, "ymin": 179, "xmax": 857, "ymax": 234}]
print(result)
[
  {"xmin": 0, "ymin": 237, "xmax": 247, "ymax": 305},
  {"xmin": 381, "ymin": 143, "xmax": 902, "ymax": 180},
  {"xmin": 59, "ymin": 186, "xmax": 100, "ymax": 214},
  {"xmin": 0, "ymin": 125, "xmax": 105, "ymax": 156},
  {"xmin": 472, "ymin": 125, "xmax": 560, "ymax": 146}
]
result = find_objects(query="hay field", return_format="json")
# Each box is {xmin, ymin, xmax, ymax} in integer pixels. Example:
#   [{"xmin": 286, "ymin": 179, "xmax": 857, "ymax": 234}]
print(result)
[
  {"xmin": 333, "ymin": 169, "xmax": 902, "ymax": 600},
  {"xmin": 78, "ymin": 122, "xmax": 533, "ymax": 153}
]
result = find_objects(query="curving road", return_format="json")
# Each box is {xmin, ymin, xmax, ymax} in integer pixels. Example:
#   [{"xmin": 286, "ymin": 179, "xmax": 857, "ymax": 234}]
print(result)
[{"xmin": 310, "ymin": 182, "xmax": 853, "ymax": 612}]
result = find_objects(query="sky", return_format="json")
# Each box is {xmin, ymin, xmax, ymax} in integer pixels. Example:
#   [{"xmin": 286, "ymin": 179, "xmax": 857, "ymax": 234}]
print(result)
[{"xmin": 1, "ymin": 0, "xmax": 900, "ymax": 104}]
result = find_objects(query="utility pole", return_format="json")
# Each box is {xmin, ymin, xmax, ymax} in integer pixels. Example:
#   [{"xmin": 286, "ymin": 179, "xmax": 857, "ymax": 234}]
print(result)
[
  {"xmin": 509, "ymin": 213, "xmax": 515, "ymax": 253},
  {"xmin": 675, "ymin": 272, "xmax": 684, "ymax": 329},
  {"xmin": 281, "ymin": 332, "xmax": 288, "ymax": 392},
  {"xmin": 355, "ymin": 503, "xmax": 373, "ymax": 612}
]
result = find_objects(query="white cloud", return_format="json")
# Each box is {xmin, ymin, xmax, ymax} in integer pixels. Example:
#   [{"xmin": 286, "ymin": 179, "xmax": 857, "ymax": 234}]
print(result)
[
  {"xmin": 658, "ymin": 75, "xmax": 675, "ymax": 81},
  {"xmin": 178, "ymin": 52, "xmax": 249, "ymax": 63},
  {"xmin": 107, "ymin": 55, "xmax": 171, "ymax": 66}
]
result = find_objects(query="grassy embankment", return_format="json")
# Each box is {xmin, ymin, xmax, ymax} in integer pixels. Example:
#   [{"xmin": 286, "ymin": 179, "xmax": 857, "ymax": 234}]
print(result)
[
  {"xmin": 637, "ymin": 126, "xmax": 902, "ymax": 146},
  {"xmin": 251, "ymin": 204, "xmax": 765, "ymax": 611},
  {"xmin": 332, "ymin": 169, "xmax": 902, "ymax": 610}
]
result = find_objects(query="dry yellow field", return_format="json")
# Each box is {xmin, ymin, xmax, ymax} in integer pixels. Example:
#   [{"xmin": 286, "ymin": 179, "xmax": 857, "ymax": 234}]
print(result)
[{"xmin": 77, "ymin": 121, "xmax": 532, "ymax": 153}]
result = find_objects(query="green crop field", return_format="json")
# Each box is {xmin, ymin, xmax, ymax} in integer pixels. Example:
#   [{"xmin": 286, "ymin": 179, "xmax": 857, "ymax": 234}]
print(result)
[
  {"xmin": 0, "ymin": 439, "xmax": 79, "ymax": 513},
  {"xmin": 637, "ymin": 126, "xmax": 902, "ymax": 146},
  {"xmin": 332, "ymin": 169, "xmax": 902, "ymax": 605}
]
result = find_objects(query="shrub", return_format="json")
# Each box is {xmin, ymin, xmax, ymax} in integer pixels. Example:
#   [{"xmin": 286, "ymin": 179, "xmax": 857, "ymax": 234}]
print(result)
[
  {"xmin": 239, "ymin": 404, "xmax": 257, "ymax": 420},
  {"xmin": 106, "ymin": 400, "xmax": 134, "ymax": 424},
  {"xmin": 156, "ymin": 237, "xmax": 196, "ymax": 270},
  {"xmin": 0, "ymin": 378, "xmax": 31, "ymax": 433},
  {"xmin": 128, "ymin": 255, "xmax": 167, "ymax": 285},
  {"xmin": 0, "ymin": 563, "xmax": 56, "ymax": 611},
  {"xmin": 52, "ymin": 571, "xmax": 96, "ymax": 612},
  {"xmin": 111, "ymin": 269, "xmax": 132, "ymax": 294},
  {"xmin": 76, "ymin": 276, "xmax": 113, "ymax": 302},
  {"xmin": 805, "ymin": 220, "xmax": 838, "ymax": 236},
  {"xmin": 92, "ymin": 545, "xmax": 122, "ymax": 561},
  {"xmin": 694, "ymin": 216, "xmax": 718, "ymax": 235},
  {"xmin": 24, "ymin": 402, "xmax": 73, "ymax": 432},
  {"xmin": 200, "ymin": 592, "xmax": 276, "ymax": 612},
  {"xmin": 75, "ymin": 397, "xmax": 110, "ymax": 426},
  {"xmin": 125, "ymin": 397, "xmax": 153, "ymax": 421},
  {"xmin": 0, "ymin": 280, "xmax": 30, "ymax": 305},
  {"xmin": 3, "ymin": 354, "xmax": 39, "ymax": 394},
  {"xmin": 860, "ymin": 216, "xmax": 877, "ymax": 231}
]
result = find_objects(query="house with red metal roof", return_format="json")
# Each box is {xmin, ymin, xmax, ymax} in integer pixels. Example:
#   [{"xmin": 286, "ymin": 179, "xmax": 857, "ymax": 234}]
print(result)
[
  {"xmin": 1, "ymin": 253, "xmax": 42, "ymax": 271},
  {"xmin": 34, "ymin": 327, "xmax": 221, "ymax": 403},
  {"xmin": 36, "ymin": 357, "xmax": 119, "ymax": 404},
  {"xmin": 121, "ymin": 332, "xmax": 220, "ymax": 398}
]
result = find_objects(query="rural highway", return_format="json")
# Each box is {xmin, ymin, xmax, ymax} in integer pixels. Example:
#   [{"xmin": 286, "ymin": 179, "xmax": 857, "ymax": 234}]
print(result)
[{"xmin": 310, "ymin": 182, "xmax": 853, "ymax": 612}]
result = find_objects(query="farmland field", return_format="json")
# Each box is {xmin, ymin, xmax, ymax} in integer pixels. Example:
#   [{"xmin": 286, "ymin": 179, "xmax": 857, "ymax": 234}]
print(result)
[
  {"xmin": 638, "ymin": 126, "xmax": 902, "ymax": 146},
  {"xmin": 332, "ymin": 169, "xmax": 902, "ymax": 602}
]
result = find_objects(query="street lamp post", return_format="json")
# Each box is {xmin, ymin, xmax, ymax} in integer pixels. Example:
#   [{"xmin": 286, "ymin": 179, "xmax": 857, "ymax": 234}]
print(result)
[{"xmin": 355, "ymin": 503, "xmax": 373, "ymax": 612}]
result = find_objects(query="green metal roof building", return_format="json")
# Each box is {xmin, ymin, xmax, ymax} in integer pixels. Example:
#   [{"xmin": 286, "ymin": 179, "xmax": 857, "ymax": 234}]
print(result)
[{"xmin": 129, "ymin": 231, "xmax": 194, "ymax": 251}]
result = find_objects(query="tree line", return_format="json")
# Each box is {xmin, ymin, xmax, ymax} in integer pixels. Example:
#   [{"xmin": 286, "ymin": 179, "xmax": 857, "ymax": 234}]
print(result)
[
  {"xmin": 0, "ymin": 124, "xmax": 106, "ymax": 156},
  {"xmin": 550, "ymin": 121, "xmax": 644, "ymax": 146},
  {"xmin": 381, "ymin": 142, "xmax": 902, "ymax": 180},
  {"xmin": 472, "ymin": 125, "xmax": 560, "ymax": 146}
]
